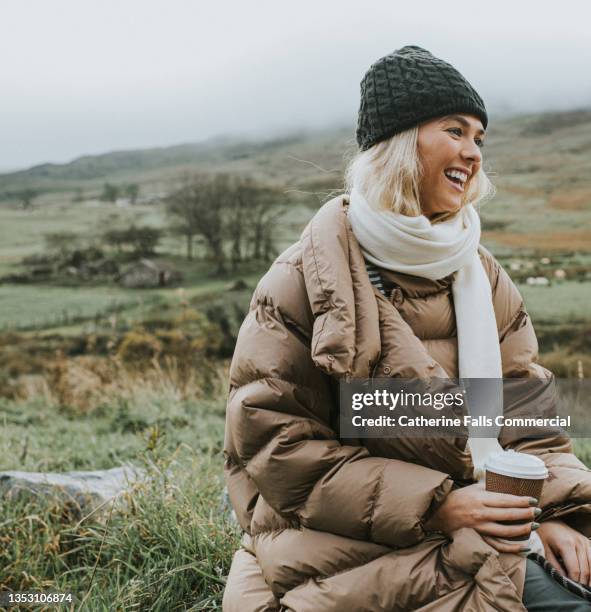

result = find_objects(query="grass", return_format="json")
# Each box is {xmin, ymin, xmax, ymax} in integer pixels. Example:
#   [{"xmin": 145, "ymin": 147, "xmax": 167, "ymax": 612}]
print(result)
[
  {"xmin": 2, "ymin": 377, "xmax": 591, "ymax": 610},
  {"xmin": 1, "ymin": 450, "xmax": 240, "ymax": 610},
  {"xmin": 549, "ymin": 188, "xmax": 591, "ymax": 211},
  {"xmin": 517, "ymin": 281, "xmax": 591, "ymax": 323},
  {"xmin": 0, "ymin": 202, "xmax": 167, "ymax": 269},
  {"xmin": 0, "ymin": 381, "xmax": 228, "ymax": 472},
  {"xmin": 0, "ymin": 285, "xmax": 150, "ymax": 331},
  {"xmin": 0, "ymin": 311, "xmax": 588, "ymax": 610},
  {"xmin": 484, "ymin": 229, "xmax": 591, "ymax": 252},
  {"xmin": 0, "ymin": 372, "xmax": 241, "ymax": 610},
  {"xmin": 0, "ymin": 262, "xmax": 265, "ymax": 332},
  {"xmin": 572, "ymin": 440, "xmax": 591, "ymax": 467}
]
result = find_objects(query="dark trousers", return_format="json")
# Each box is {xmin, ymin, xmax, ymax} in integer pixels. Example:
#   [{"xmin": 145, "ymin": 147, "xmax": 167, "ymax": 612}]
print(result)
[{"xmin": 523, "ymin": 559, "xmax": 591, "ymax": 611}]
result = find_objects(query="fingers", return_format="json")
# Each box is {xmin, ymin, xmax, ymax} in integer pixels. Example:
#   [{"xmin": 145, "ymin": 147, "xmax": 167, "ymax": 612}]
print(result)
[
  {"xmin": 482, "ymin": 491, "xmax": 537, "ymax": 508},
  {"xmin": 478, "ymin": 521, "xmax": 534, "ymax": 539},
  {"xmin": 560, "ymin": 543, "xmax": 581, "ymax": 583},
  {"xmin": 482, "ymin": 507, "xmax": 539, "ymax": 523},
  {"xmin": 482, "ymin": 535, "xmax": 529, "ymax": 554},
  {"xmin": 545, "ymin": 546, "xmax": 567, "ymax": 576},
  {"xmin": 575, "ymin": 541, "xmax": 591, "ymax": 586}
]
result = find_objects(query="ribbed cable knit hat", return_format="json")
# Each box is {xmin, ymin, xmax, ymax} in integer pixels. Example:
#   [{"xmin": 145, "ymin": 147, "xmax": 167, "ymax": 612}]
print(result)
[{"xmin": 356, "ymin": 45, "xmax": 488, "ymax": 151}]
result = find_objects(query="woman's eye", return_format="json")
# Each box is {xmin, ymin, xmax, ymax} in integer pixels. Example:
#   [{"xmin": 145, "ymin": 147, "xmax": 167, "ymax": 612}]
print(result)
[{"xmin": 447, "ymin": 127, "xmax": 485, "ymax": 148}]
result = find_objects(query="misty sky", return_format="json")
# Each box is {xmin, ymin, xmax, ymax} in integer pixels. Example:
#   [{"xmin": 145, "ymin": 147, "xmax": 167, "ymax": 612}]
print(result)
[{"xmin": 2, "ymin": 0, "xmax": 590, "ymax": 171}]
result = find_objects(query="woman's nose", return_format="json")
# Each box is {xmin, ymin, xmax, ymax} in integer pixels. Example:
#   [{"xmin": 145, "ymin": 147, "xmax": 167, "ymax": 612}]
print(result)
[{"xmin": 462, "ymin": 141, "xmax": 482, "ymax": 164}]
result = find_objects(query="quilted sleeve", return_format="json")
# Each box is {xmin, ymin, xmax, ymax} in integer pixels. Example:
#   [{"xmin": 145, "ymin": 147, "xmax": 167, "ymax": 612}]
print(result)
[
  {"xmin": 488, "ymin": 255, "xmax": 591, "ymax": 529},
  {"xmin": 223, "ymin": 259, "xmax": 453, "ymax": 549}
]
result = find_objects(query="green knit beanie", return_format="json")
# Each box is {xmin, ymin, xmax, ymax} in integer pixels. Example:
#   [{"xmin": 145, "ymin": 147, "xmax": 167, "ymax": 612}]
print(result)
[{"xmin": 356, "ymin": 45, "xmax": 488, "ymax": 151}]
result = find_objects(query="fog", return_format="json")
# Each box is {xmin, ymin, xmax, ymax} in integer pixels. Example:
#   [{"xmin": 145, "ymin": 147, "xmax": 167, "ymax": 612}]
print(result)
[{"xmin": 1, "ymin": 0, "xmax": 590, "ymax": 170}]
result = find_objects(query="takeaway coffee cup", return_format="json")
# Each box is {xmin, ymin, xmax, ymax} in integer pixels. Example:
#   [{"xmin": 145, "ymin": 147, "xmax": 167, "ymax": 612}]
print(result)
[{"xmin": 485, "ymin": 450, "xmax": 548, "ymax": 543}]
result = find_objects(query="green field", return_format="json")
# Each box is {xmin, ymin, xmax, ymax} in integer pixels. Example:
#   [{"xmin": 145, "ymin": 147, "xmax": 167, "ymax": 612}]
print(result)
[
  {"xmin": 0, "ymin": 265, "xmax": 265, "ymax": 332},
  {"xmin": 518, "ymin": 281, "xmax": 591, "ymax": 323},
  {"xmin": 0, "ymin": 285, "xmax": 149, "ymax": 330},
  {"xmin": 0, "ymin": 203, "xmax": 167, "ymax": 269}
]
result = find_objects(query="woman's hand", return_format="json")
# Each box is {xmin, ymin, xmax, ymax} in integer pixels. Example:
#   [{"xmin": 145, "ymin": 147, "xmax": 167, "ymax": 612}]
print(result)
[
  {"xmin": 424, "ymin": 481, "xmax": 540, "ymax": 553},
  {"xmin": 536, "ymin": 519, "xmax": 591, "ymax": 585}
]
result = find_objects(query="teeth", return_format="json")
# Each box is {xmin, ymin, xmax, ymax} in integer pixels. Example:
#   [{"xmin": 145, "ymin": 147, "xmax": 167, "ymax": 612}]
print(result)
[{"xmin": 444, "ymin": 169, "xmax": 468, "ymax": 183}]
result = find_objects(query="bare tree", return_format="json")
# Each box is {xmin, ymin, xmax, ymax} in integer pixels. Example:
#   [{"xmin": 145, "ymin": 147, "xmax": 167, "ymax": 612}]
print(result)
[
  {"xmin": 248, "ymin": 184, "xmax": 284, "ymax": 263},
  {"xmin": 227, "ymin": 177, "xmax": 284, "ymax": 268},
  {"xmin": 168, "ymin": 222, "xmax": 197, "ymax": 260},
  {"xmin": 165, "ymin": 173, "xmax": 228, "ymax": 273},
  {"xmin": 165, "ymin": 172, "xmax": 286, "ymax": 273}
]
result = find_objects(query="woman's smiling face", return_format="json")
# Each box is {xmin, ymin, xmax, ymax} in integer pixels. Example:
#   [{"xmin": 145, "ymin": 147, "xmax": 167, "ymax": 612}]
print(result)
[{"xmin": 417, "ymin": 114, "xmax": 485, "ymax": 219}]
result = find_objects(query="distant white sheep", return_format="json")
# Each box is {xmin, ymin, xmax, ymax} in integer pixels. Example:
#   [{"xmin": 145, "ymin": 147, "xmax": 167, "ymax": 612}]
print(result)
[
  {"xmin": 526, "ymin": 276, "xmax": 550, "ymax": 286},
  {"xmin": 554, "ymin": 269, "xmax": 566, "ymax": 279}
]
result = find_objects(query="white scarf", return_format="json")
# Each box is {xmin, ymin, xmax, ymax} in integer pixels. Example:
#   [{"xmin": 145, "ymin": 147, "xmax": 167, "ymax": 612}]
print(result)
[{"xmin": 347, "ymin": 187, "xmax": 503, "ymax": 480}]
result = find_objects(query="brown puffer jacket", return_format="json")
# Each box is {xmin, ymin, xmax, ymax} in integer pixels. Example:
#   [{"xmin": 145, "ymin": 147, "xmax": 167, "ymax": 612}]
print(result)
[{"xmin": 222, "ymin": 194, "xmax": 591, "ymax": 611}]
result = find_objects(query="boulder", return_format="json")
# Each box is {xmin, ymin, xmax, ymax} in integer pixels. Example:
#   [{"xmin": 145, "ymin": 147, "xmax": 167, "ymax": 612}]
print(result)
[
  {"xmin": 117, "ymin": 259, "xmax": 182, "ymax": 288},
  {"xmin": 0, "ymin": 465, "xmax": 145, "ymax": 518}
]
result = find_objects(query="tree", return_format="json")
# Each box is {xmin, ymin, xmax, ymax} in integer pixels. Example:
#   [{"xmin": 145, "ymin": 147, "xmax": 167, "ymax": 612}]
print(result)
[
  {"xmin": 14, "ymin": 188, "xmax": 38, "ymax": 210},
  {"xmin": 102, "ymin": 228, "xmax": 128, "ymax": 253},
  {"xmin": 165, "ymin": 173, "xmax": 228, "ymax": 272},
  {"xmin": 227, "ymin": 176, "xmax": 249, "ymax": 270},
  {"xmin": 165, "ymin": 172, "xmax": 286, "ymax": 274},
  {"xmin": 165, "ymin": 184, "xmax": 197, "ymax": 261},
  {"xmin": 44, "ymin": 231, "xmax": 80, "ymax": 255},
  {"xmin": 168, "ymin": 223, "xmax": 201, "ymax": 261},
  {"xmin": 101, "ymin": 225, "xmax": 161, "ymax": 255},
  {"xmin": 226, "ymin": 177, "xmax": 283, "ymax": 269},
  {"xmin": 245, "ymin": 182, "xmax": 284, "ymax": 263},
  {"xmin": 125, "ymin": 183, "xmax": 140, "ymax": 205},
  {"xmin": 100, "ymin": 182, "xmax": 119, "ymax": 203},
  {"xmin": 129, "ymin": 226, "xmax": 161, "ymax": 255}
]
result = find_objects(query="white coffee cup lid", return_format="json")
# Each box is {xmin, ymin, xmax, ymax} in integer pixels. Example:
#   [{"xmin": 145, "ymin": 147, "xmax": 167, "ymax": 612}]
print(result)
[{"xmin": 485, "ymin": 450, "xmax": 548, "ymax": 479}]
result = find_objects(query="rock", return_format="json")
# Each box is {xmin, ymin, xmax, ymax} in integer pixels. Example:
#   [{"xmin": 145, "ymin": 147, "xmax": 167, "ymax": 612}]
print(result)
[
  {"xmin": 228, "ymin": 279, "xmax": 248, "ymax": 291},
  {"xmin": 118, "ymin": 259, "xmax": 182, "ymax": 288},
  {"xmin": 219, "ymin": 485, "xmax": 239, "ymax": 526},
  {"xmin": 0, "ymin": 464, "xmax": 145, "ymax": 518}
]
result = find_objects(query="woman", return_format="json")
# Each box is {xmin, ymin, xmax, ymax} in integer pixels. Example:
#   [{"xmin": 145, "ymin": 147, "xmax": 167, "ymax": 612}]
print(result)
[{"xmin": 222, "ymin": 46, "xmax": 591, "ymax": 611}]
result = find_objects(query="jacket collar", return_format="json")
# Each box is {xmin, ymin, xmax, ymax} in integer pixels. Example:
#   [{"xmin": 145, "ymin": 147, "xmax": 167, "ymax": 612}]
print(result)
[{"xmin": 300, "ymin": 194, "xmax": 381, "ymax": 378}]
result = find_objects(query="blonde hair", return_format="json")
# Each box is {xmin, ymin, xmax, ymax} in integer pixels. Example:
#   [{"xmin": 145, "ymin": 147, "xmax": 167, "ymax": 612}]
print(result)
[{"xmin": 343, "ymin": 126, "xmax": 495, "ymax": 222}]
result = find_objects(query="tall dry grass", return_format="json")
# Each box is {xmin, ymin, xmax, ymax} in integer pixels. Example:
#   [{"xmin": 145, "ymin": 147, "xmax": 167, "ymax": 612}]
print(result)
[{"xmin": 14, "ymin": 353, "xmax": 229, "ymax": 414}]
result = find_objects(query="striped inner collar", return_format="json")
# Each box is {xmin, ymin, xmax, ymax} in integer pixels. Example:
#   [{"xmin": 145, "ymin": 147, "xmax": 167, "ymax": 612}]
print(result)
[{"xmin": 365, "ymin": 260, "xmax": 387, "ymax": 296}]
